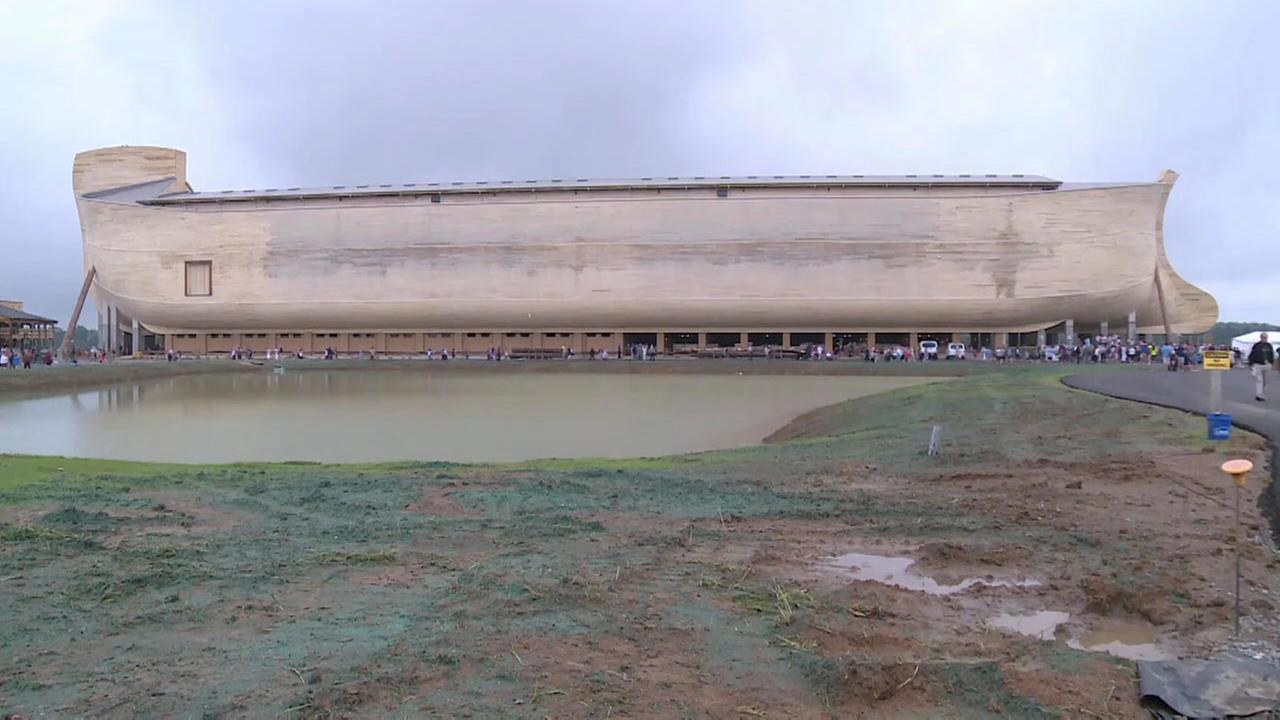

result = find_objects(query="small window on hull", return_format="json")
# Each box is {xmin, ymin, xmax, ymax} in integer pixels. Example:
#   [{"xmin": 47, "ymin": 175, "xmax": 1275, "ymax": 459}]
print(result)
[{"xmin": 185, "ymin": 261, "xmax": 212, "ymax": 296}]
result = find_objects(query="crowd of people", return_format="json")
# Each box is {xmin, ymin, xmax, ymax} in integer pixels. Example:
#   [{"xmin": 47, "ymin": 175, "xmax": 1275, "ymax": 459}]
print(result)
[
  {"xmin": 0, "ymin": 346, "xmax": 56, "ymax": 369},
  {"xmin": 11, "ymin": 336, "xmax": 1279, "ymax": 388},
  {"xmin": 1029, "ymin": 336, "xmax": 1214, "ymax": 369},
  {"xmin": 189, "ymin": 337, "xmax": 1268, "ymax": 371}
]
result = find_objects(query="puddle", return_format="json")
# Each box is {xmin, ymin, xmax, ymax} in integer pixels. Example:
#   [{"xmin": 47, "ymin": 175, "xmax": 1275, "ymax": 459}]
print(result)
[
  {"xmin": 1067, "ymin": 621, "xmax": 1169, "ymax": 661},
  {"xmin": 823, "ymin": 552, "xmax": 1041, "ymax": 596},
  {"xmin": 989, "ymin": 611, "xmax": 1071, "ymax": 640},
  {"xmin": 989, "ymin": 612, "xmax": 1171, "ymax": 660}
]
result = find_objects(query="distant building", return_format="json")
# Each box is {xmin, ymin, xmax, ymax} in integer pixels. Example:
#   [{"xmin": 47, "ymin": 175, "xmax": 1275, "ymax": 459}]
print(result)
[
  {"xmin": 74, "ymin": 145, "xmax": 1216, "ymax": 355},
  {"xmin": 1, "ymin": 301, "xmax": 58, "ymax": 352}
]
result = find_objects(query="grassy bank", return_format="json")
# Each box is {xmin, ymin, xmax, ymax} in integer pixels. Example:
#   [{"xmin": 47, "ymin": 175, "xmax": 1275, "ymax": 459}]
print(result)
[
  {"xmin": 0, "ymin": 356, "xmax": 1003, "ymax": 399},
  {"xmin": 0, "ymin": 360, "xmax": 251, "ymax": 397},
  {"xmin": 0, "ymin": 367, "xmax": 1270, "ymax": 717}
]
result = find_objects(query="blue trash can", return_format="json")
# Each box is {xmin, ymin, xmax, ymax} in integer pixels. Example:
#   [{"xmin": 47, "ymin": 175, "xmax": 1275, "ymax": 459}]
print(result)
[{"xmin": 1207, "ymin": 412, "xmax": 1232, "ymax": 441}]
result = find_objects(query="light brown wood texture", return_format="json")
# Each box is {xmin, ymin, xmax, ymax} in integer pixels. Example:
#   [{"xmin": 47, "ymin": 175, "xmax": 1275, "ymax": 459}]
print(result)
[{"xmin": 74, "ymin": 146, "xmax": 1217, "ymax": 336}]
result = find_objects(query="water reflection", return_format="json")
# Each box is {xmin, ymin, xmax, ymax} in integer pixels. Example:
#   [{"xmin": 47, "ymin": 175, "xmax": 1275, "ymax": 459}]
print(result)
[
  {"xmin": 2, "ymin": 371, "xmax": 931, "ymax": 463},
  {"xmin": 823, "ymin": 551, "xmax": 1041, "ymax": 596}
]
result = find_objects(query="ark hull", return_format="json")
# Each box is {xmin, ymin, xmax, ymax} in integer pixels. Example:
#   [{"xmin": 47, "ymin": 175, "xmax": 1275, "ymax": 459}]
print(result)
[{"xmin": 74, "ymin": 146, "xmax": 1217, "ymax": 347}]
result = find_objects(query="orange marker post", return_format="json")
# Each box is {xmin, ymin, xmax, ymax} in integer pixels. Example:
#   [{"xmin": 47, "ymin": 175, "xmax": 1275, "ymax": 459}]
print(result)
[{"xmin": 1221, "ymin": 458, "xmax": 1253, "ymax": 637}]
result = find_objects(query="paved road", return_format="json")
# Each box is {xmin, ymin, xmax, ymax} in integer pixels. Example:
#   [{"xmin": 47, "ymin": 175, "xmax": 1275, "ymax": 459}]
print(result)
[
  {"xmin": 1064, "ymin": 366, "xmax": 1280, "ymax": 445},
  {"xmin": 1065, "ymin": 366, "xmax": 1280, "ymax": 541}
]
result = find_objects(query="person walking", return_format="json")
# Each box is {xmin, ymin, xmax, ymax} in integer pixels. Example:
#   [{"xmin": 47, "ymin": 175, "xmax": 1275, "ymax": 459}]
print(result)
[{"xmin": 1249, "ymin": 332, "xmax": 1275, "ymax": 401}]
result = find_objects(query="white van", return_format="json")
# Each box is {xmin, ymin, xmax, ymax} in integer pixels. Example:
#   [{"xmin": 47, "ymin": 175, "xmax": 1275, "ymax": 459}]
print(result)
[
  {"xmin": 946, "ymin": 342, "xmax": 966, "ymax": 360},
  {"xmin": 919, "ymin": 340, "xmax": 939, "ymax": 360}
]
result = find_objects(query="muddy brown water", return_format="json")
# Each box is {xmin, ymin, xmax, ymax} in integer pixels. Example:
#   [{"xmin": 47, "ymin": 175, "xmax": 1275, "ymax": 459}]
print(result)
[
  {"xmin": 0, "ymin": 371, "xmax": 936, "ymax": 463},
  {"xmin": 823, "ymin": 551, "xmax": 1042, "ymax": 595}
]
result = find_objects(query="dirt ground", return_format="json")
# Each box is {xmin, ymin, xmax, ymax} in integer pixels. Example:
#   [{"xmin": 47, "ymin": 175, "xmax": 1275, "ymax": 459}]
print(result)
[{"xmin": 0, "ymin": 367, "xmax": 1275, "ymax": 718}]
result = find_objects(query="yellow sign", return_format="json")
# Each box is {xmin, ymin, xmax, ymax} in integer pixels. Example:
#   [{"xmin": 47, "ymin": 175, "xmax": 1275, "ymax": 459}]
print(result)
[{"xmin": 1204, "ymin": 350, "xmax": 1231, "ymax": 370}]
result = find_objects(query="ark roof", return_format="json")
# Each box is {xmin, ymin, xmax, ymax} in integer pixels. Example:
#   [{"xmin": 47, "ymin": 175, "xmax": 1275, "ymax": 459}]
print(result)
[{"xmin": 142, "ymin": 173, "xmax": 1062, "ymax": 205}]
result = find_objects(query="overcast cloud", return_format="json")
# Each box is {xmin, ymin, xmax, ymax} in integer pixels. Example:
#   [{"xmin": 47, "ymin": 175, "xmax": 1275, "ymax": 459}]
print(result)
[{"xmin": 1, "ymin": 0, "xmax": 1276, "ymax": 324}]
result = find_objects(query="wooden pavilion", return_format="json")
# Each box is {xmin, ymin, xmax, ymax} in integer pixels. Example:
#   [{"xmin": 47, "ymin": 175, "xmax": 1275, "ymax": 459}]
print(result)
[{"xmin": 1, "ymin": 301, "xmax": 58, "ymax": 353}]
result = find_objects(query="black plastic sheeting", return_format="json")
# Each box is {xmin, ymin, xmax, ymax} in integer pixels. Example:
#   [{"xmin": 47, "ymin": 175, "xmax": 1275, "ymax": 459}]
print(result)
[{"xmin": 1140, "ymin": 659, "xmax": 1280, "ymax": 718}]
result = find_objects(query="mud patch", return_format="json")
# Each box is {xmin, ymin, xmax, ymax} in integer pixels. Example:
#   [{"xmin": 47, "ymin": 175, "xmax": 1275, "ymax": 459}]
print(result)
[
  {"xmin": 1082, "ymin": 576, "xmax": 1174, "ymax": 625},
  {"xmin": 407, "ymin": 481, "xmax": 475, "ymax": 517}
]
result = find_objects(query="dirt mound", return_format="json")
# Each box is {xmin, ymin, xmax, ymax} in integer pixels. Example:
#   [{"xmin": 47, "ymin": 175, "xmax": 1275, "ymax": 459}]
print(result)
[
  {"xmin": 916, "ymin": 541, "xmax": 1013, "ymax": 568},
  {"xmin": 1081, "ymin": 576, "xmax": 1172, "ymax": 624},
  {"xmin": 801, "ymin": 654, "xmax": 922, "ymax": 705}
]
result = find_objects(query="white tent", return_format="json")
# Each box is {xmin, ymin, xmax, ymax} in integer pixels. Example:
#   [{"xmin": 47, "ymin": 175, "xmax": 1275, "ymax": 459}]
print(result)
[{"xmin": 1231, "ymin": 331, "xmax": 1280, "ymax": 357}]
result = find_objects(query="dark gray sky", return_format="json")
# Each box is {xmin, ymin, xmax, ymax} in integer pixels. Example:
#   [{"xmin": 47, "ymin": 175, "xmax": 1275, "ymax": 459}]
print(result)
[{"xmin": 2, "ymin": 0, "xmax": 1276, "ymax": 324}]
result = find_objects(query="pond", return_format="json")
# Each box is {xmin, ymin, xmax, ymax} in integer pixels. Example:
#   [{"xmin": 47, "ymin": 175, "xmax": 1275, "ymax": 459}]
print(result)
[{"xmin": 0, "ymin": 370, "xmax": 935, "ymax": 463}]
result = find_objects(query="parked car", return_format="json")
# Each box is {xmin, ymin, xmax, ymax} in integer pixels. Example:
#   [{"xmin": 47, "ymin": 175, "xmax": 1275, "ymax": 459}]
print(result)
[
  {"xmin": 919, "ymin": 340, "xmax": 939, "ymax": 360},
  {"xmin": 946, "ymin": 342, "xmax": 966, "ymax": 360}
]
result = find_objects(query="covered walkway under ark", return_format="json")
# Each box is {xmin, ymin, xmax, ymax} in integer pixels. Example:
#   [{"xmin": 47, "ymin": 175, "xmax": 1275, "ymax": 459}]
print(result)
[
  {"xmin": 155, "ymin": 316, "xmax": 1168, "ymax": 358},
  {"xmin": 0, "ymin": 301, "xmax": 58, "ymax": 352}
]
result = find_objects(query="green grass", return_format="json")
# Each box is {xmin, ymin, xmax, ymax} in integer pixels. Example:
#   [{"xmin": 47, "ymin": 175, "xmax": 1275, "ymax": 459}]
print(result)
[
  {"xmin": 315, "ymin": 548, "xmax": 400, "ymax": 565},
  {"xmin": 0, "ymin": 366, "xmax": 1242, "ymax": 717}
]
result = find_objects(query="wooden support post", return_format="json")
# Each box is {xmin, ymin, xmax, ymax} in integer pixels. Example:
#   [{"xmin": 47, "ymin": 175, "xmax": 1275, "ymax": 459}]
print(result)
[
  {"xmin": 108, "ymin": 305, "xmax": 118, "ymax": 355},
  {"xmin": 60, "ymin": 266, "xmax": 96, "ymax": 356}
]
